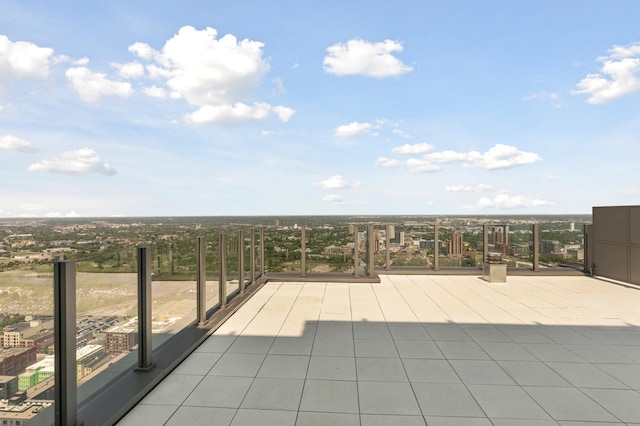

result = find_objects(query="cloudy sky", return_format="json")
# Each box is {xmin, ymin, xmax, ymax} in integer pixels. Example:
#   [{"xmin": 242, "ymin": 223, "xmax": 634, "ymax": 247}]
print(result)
[{"xmin": 1, "ymin": 1, "xmax": 639, "ymax": 218}]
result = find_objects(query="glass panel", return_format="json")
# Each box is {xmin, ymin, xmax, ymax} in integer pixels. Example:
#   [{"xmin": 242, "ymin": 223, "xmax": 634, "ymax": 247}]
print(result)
[
  {"xmin": 205, "ymin": 234, "xmax": 220, "ymax": 312},
  {"xmin": 0, "ymin": 262, "xmax": 55, "ymax": 425},
  {"xmin": 74, "ymin": 249, "xmax": 137, "ymax": 405},
  {"xmin": 151, "ymin": 238, "xmax": 196, "ymax": 350}
]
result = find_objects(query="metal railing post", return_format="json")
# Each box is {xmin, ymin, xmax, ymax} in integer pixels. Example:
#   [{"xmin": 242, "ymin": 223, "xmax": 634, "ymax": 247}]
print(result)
[
  {"xmin": 367, "ymin": 224, "xmax": 375, "ymax": 277},
  {"xmin": 196, "ymin": 238, "xmax": 206, "ymax": 325},
  {"xmin": 353, "ymin": 224, "xmax": 359, "ymax": 277},
  {"xmin": 483, "ymin": 223, "xmax": 489, "ymax": 263},
  {"xmin": 434, "ymin": 223, "xmax": 440, "ymax": 271},
  {"xmin": 54, "ymin": 260, "xmax": 78, "ymax": 426},
  {"xmin": 239, "ymin": 230, "xmax": 245, "ymax": 294},
  {"xmin": 260, "ymin": 226, "xmax": 265, "ymax": 276},
  {"xmin": 385, "ymin": 224, "xmax": 391, "ymax": 271},
  {"xmin": 300, "ymin": 226, "xmax": 306, "ymax": 278},
  {"xmin": 219, "ymin": 233, "xmax": 227, "ymax": 308},
  {"xmin": 137, "ymin": 247, "xmax": 154, "ymax": 370},
  {"xmin": 584, "ymin": 224, "xmax": 592, "ymax": 275},
  {"xmin": 532, "ymin": 224, "xmax": 540, "ymax": 272},
  {"xmin": 251, "ymin": 227, "xmax": 256, "ymax": 284}
]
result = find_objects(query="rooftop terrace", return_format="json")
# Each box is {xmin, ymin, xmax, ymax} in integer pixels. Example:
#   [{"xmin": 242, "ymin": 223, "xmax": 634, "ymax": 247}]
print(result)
[{"xmin": 117, "ymin": 274, "xmax": 640, "ymax": 425}]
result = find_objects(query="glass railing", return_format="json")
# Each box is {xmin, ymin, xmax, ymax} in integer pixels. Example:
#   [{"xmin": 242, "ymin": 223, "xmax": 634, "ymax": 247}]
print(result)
[
  {"xmin": 2, "ymin": 219, "xmax": 588, "ymax": 425},
  {"xmin": 151, "ymin": 238, "xmax": 197, "ymax": 350},
  {"xmin": 0, "ymin": 261, "xmax": 54, "ymax": 426},
  {"xmin": 74, "ymin": 249, "xmax": 138, "ymax": 405}
]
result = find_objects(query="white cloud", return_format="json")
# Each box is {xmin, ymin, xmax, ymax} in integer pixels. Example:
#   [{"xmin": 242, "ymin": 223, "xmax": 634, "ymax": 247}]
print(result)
[
  {"xmin": 406, "ymin": 158, "xmax": 440, "ymax": 173},
  {"xmin": 129, "ymin": 26, "xmax": 293, "ymax": 124},
  {"xmin": 375, "ymin": 157, "xmax": 402, "ymax": 168},
  {"xmin": 392, "ymin": 129, "xmax": 411, "ymax": 138},
  {"xmin": 143, "ymin": 85, "xmax": 169, "ymax": 98},
  {"xmin": 324, "ymin": 39, "xmax": 412, "ymax": 78},
  {"xmin": 523, "ymin": 91, "xmax": 562, "ymax": 108},
  {"xmin": 0, "ymin": 35, "xmax": 54, "ymax": 84},
  {"xmin": 322, "ymin": 194, "xmax": 344, "ymax": 204},
  {"xmin": 465, "ymin": 144, "xmax": 541, "ymax": 170},
  {"xmin": 261, "ymin": 130, "xmax": 282, "ymax": 136},
  {"xmin": 392, "ymin": 143, "xmax": 433, "ymax": 155},
  {"xmin": 446, "ymin": 184, "xmax": 492, "ymax": 192},
  {"xmin": 46, "ymin": 210, "xmax": 80, "ymax": 218},
  {"xmin": 335, "ymin": 122, "xmax": 372, "ymax": 137},
  {"xmin": 471, "ymin": 194, "xmax": 553, "ymax": 209},
  {"xmin": 65, "ymin": 66, "xmax": 134, "ymax": 102},
  {"xmin": 425, "ymin": 150, "xmax": 470, "ymax": 163},
  {"xmin": 574, "ymin": 43, "xmax": 640, "ymax": 104},
  {"xmin": 112, "ymin": 61, "xmax": 145, "ymax": 79},
  {"xmin": 27, "ymin": 147, "xmax": 116, "ymax": 175},
  {"xmin": 315, "ymin": 175, "xmax": 346, "ymax": 191},
  {"xmin": 0, "ymin": 135, "xmax": 38, "ymax": 153}
]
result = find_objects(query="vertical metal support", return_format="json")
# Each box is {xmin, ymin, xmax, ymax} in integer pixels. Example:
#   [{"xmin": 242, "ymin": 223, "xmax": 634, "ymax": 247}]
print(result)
[
  {"xmin": 300, "ymin": 226, "xmax": 306, "ymax": 278},
  {"xmin": 385, "ymin": 224, "xmax": 391, "ymax": 271},
  {"xmin": 584, "ymin": 224, "xmax": 592, "ymax": 275},
  {"xmin": 238, "ymin": 230, "xmax": 245, "ymax": 294},
  {"xmin": 251, "ymin": 227, "xmax": 256, "ymax": 284},
  {"xmin": 219, "ymin": 233, "xmax": 227, "ymax": 308},
  {"xmin": 137, "ymin": 247, "xmax": 154, "ymax": 370},
  {"xmin": 483, "ymin": 224, "xmax": 489, "ymax": 263},
  {"xmin": 260, "ymin": 226, "xmax": 265, "ymax": 276},
  {"xmin": 434, "ymin": 223, "xmax": 440, "ymax": 271},
  {"xmin": 532, "ymin": 224, "xmax": 540, "ymax": 272},
  {"xmin": 353, "ymin": 224, "xmax": 359, "ymax": 277},
  {"xmin": 54, "ymin": 260, "xmax": 77, "ymax": 426},
  {"xmin": 196, "ymin": 238, "xmax": 206, "ymax": 326},
  {"xmin": 367, "ymin": 224, "xmax": 375, "ymax": 277}
]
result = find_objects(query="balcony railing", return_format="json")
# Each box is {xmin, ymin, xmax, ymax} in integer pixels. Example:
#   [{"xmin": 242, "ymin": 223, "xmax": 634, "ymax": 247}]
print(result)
[{"xmin": 2, "ymin": 222, "xmax": 587, "ymax": 426}]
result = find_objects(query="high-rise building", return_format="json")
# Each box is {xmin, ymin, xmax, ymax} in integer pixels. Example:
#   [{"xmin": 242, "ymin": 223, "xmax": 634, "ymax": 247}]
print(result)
[{"xmin": 447, "ymin": 231, "xmax": 464, "ymax": 257}]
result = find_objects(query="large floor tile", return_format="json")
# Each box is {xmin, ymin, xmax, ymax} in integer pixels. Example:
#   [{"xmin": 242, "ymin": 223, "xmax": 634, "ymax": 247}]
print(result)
[
  {"xmin": 497, "ymin": 361, "xmax": 570, "ymax": 387},
  {"xmin": 165, "ymin": 406, "xmax": 236, "ymax": 426},
  {"xmin": 581, "ymin": 388, "xmax": 640, "ymax": 423},
  {"xmin": 478, "ymin": 342, "xmax": 538, "ymax": 361},
  {"xmin": 208, "ymin": 353, "xmax": 266, "ymax": 377},
  {"xmin": 358, "ymin": 381, "xmax": 421, "ymax": 415},
  {"xmin": 467, "ymin": 384, "xmax": 550, "ymax": 420},
  {"xmin": 183, "ymin": 375, "xmax": 253, "ymax": 408},
  {"xmin": 395, "ymin": 340, "xmax": 444, "ymax": 359},
  {"xmin": 173, "ymin": 352, "xmax": 222, "ymax": 375},
  {"xmin": 524, "ymin": 386, "xmax": 618, "ymax": 422},
  {"xmin": 257, "ymin": 354, "xmax": 309, "ymax": 379},
  {"xmin": 424, "ymin": 416, "xmax": 492, "ymax": 426},
  {"xmin": 436, "ymin": 341, "xmax": 490, "ymax": 360},
  {"xmin": 402, "ymin": 359, "xmax": 461, "ymax": 383},
  {"xmin": 412, "ymin": 382, "xmax": 484, "ymax": 417},
  {"xmin": 360, "ymin": 414, "xmax": 426, "ymax": 425},
  {"xmin": 241, "ymin": 378, "xmax": 304, "ymax": 410},
  {"xmin": 450, "ymin": 360, "xmax": 516, "ymax": 385},
  {"xmin": 296, "ymin": 411, "xmax": 359, "ymax": 425},
  {"xmin": 140, "ymin": 374, "xmax": 203, "ymax": 406},
  {"xmin": 299, "ymin": 379, "xmax": 359, "ymax": 413},
  {"xmin": 116, "ymin": 404, "xmax": 177, "ymax": 426},
  {"xmin": 231, "ymin": 409, "xmax": 297, "ymax": 426},
  {"xmin": 307, "ymin": 356, "xmax": 356, "ymax": 380},
  {"xmin": 355, "ymin": 339, "xmax": 399, "ymax": 358},
  {"xmin": 546, "ymin": 362, "xmax": 628, "ymax": 389},
  {"xmin": 356, "ymin": 357, "xmax": 408, "ymax": 382}
]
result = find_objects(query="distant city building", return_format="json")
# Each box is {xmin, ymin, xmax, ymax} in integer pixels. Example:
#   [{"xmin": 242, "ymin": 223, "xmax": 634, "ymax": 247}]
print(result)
[
  {"xmin": 0, "ymin": 347, "xmax": 37, "ymax": 376},
  {"xmin": 0, "ymin": 376, "xmax": 18, "ymax": 399},
  {"xmin": 274, "ymin": 219, "xmax": 280, "ymax": 228},
  {"xmin": 446, "ymin": 231, "xmax": 464, "ymax": 257},
  {"xmin": 390, "ymin": 227, "xmax": 405, "ymax": 246},
  {"xmin": 540, "ymin": 240, "xmax": 563, "ymax": 255}
]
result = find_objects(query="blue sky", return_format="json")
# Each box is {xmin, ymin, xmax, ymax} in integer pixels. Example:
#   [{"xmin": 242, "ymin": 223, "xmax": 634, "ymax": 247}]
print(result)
[{"xmin": 1, "ymin": 1, "xmax": 639, "ymax": 217}]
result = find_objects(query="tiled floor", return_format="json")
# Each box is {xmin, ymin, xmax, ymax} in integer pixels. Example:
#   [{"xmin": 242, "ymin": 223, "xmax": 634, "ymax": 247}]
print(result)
[{"xmin": 117, "ymin": 275, "xmax": 640, "ymax": 425}]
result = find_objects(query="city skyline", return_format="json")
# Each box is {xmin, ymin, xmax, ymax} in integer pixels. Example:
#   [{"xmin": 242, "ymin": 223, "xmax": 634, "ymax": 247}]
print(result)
[{"xmin": 1, "ymin": 1, "xmax": 639, "ymax": 218}]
